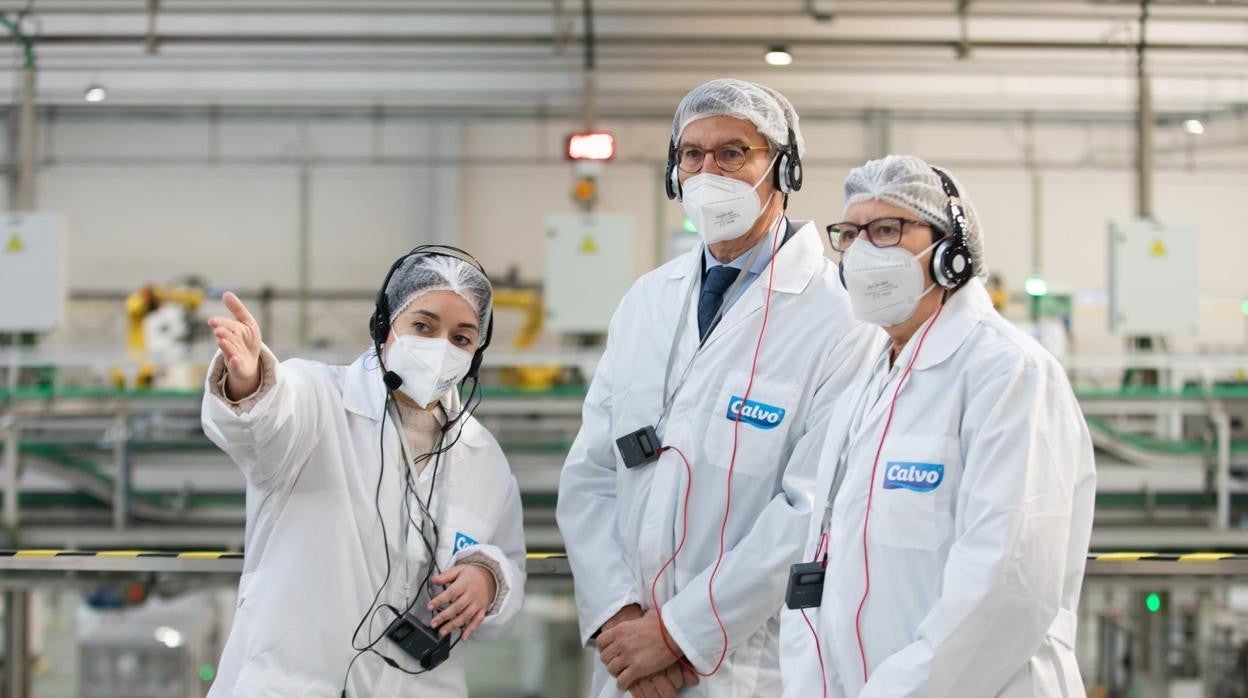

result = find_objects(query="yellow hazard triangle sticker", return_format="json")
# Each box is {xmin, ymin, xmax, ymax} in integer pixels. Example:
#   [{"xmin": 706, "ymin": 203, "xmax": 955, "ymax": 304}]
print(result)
[
  {"xmin": 4, "ymin": 233, "xmax": 23, "ymax": 253},
  {"xmin": 1149, "ymin": 239, "xmax": 1167, "ymax": 258},
  {"xmin": 579, "ymin": 235, "xmax": 599, "ymax": 254}
]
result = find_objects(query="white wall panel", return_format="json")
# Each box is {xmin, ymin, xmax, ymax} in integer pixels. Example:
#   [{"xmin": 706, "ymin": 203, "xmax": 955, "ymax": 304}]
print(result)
[{"xmin": 18, "ymin": 112, "xmax": 1246, "ymax": 356}]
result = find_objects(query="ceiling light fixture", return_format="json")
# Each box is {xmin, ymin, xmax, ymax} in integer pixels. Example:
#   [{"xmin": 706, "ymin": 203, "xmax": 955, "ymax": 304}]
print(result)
[
  {"xmin": 764, "ymin": 46, "xmax": 793, "ymax": 66},
  {"xmin": 83, "ymin": 85, "xmax": 108, "ymax": 103}
]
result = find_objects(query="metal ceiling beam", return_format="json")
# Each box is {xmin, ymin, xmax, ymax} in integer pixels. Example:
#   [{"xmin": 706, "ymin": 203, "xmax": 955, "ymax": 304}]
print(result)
[
  {"xmin": 2, "ymin": 1, "xmax": 1248, "ymax": 22},
  {"xmin": 3, "ymin": 33, "xmax": 1247, "ymax": 53},
  {"xmin": 0, "ymin": 102, "xmax": 1177, "ymax": 124}
]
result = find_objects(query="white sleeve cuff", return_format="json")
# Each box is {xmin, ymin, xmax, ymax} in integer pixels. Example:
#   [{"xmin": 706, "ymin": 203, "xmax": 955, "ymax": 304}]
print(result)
[
  {"xmin": 207, "ymin": 349, "xmax": 278, "ymax": 415},
  {"xmin": 454, "ymin": 550, "xmax": 509, "ymax": 616},
  {"xmin": 658, "ymin": 603, "xmax": 712, "ymax": 673}
]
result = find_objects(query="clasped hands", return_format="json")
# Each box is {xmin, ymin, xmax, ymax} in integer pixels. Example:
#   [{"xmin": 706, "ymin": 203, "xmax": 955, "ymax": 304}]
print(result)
[{"xmin": 595, "ymin": 604, "xmax": 700, "ymax": 698}]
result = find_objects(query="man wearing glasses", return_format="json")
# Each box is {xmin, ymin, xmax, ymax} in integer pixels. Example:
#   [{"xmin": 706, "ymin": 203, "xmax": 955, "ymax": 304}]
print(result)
[{"xmin": 557, "ymin": 79, "xmax": 872, "ymax": 697}]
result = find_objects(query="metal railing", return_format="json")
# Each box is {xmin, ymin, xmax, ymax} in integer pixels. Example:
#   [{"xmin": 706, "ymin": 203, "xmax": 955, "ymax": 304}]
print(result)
[{"xmin": 3, "ymin": 550, "xmax": 1248, "ymax": 578}]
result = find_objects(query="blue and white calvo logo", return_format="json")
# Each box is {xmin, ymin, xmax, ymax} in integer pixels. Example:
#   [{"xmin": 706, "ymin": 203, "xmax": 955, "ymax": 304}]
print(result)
[
  {"xmin": 725, "ymin": 396, "xmax": 786, "ymax": 430},
  {"xmin": 882, "ymin": 462, "xmax": 944, "ymax": 493},
  {"xmin": 453, "ymin": 532, "xmax": 479, "ymax": 554}
]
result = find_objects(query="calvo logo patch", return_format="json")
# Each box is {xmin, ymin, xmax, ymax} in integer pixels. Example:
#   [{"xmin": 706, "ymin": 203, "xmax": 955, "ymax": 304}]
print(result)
[
  {"xmin": 882, "ymin": 462, "xmax": 944, "ymax": 493},
  {"xmin": 453, "ymin": 532, "xmax": 479, "ymax": 554},
  {"xmin": 725, "ymin": 396, "xmax": 786, "ymax": 430}
]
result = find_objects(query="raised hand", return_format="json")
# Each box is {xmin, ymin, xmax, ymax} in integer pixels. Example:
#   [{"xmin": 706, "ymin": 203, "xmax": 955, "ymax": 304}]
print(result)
[{"xmin": 207, "ymin": 292, "xmax": 264, "ymax": 400}]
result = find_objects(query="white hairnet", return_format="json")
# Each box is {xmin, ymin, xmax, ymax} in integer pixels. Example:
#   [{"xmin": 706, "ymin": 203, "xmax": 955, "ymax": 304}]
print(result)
[
  {"xmin": 843, "ymin": 154, "xmax": 986, "ymax": 279},
  {"xmin": 672, "ymin": 78, "xmax": 806, "ymax": 158},
  {"xmin": 385, "ymin": 253, "xmax": 493, "ymax": 337}
]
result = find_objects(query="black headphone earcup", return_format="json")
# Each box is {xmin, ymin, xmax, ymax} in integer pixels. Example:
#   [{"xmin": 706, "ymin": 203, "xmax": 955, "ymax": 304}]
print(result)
[
  {"xmin": 773, "ymin": 152, "xmax": 803, "ymax": 193},
  {"xmin": 931, "ymin": 239, "xmax": 973, "ymax": 289},
  {"xmin": 368, "ymin": 312, "xmax": 384, "ymax": 343},
  {"xmin": 665, "ymin": 139, "xmax": 681, "ymax": 201},
  {"xmin": 787, "ymin": 158, "xmax": 803, "ymax": 193},
  {"xmin": 950, "ymin": 248, "xmax": 972, "ymax": 285},
  {"xmin": 931, "ymin": 240, "xmax": 952, "ymax": 288},
  {"xmin": 666, "ymin": 162, "xmax": 681, "ymax": 201},
  {"xmin": 775, "ymin": 128, "xmax": 803, "ymax": 195},
  {"xmin": 773, "ymin": 150, "xmax": 803, "ymax": 195}
]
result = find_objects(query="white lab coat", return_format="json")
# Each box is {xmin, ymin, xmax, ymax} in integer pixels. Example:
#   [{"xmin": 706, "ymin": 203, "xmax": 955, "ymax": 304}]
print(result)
[
  {"xmin": 779, "ymin": 279, "xmax": 1096, "ymax": 698},
  {"xmin": 557, "ymin": 221, "xmax": 871, "ymax": 697},
  {"xmin": 201, "ymin": 348, "xmax": 526, "ymax": 698}
]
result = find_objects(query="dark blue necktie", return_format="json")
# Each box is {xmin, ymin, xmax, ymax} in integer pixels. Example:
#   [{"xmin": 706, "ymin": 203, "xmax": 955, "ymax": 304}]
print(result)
[{"xmin": 698, "ymin": 265, "xmax": 741, "ymax": 340}]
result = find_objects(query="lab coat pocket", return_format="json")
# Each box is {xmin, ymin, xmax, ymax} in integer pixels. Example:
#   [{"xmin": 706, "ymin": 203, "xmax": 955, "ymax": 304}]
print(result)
[
  {"xmin": 703, "ymin": 369, "xmax": 800, "ymax": 479},
  {"xmin": 870, "ymin": 435, "xmax": 958, "ymax": 551}
]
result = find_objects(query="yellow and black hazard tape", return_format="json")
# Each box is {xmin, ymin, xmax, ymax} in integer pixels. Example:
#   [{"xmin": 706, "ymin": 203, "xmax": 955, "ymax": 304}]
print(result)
[
  {"xmin": 0, "ymin": 549, "xmax": 244, "ymax": 559},
  {"xmin": 2, "ymin": 550, "xmax": 1247, "ymax": 562},
  {"xmin": 0, "ymin": 549, "xmax": 568, "ymax": 560},
  {"xmin": 1088, "ymin": 552, "xmax": 1248, "ymax": 562}
]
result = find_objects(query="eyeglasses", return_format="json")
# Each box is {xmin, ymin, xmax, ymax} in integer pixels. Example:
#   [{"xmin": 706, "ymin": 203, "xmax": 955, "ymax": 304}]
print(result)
[
  {"xmin": 674, "ymin": 143, "xmax": 770, "ymax": 173},
  {"xmin": 825, "ymin": 217, "xmax": 932, "ymax": 252}
]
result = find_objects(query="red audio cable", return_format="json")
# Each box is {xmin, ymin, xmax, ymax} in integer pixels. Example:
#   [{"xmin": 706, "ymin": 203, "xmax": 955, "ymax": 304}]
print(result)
[
  {"xmin": 802, "ymin": 531, "xmax": 831, "ymax": 698},
  {"xmin": 853, "ymin": 302, "xmax": 945, "ymax": 682},
  {"xmin": 650, "ymin": 212, "xmax": 785, "ymax": 677}
]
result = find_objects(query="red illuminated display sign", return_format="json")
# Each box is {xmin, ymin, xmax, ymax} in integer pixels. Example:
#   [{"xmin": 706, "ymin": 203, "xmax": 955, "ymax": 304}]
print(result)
[{"xmin": 566, "ymin": 132, "xmax": 616, "ymax": 161}]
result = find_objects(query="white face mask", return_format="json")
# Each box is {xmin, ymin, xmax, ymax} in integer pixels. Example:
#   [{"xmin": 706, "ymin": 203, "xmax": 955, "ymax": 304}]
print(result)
[
  {"xmin": 840, "ymin": 237, "xmax": 941, "ymax": 327},
  {"xmin": 680, "ymin": 155, "xmax": 778, "ymax": 245},
  {"xmin": 384, "ymin": 335, "xmax": 473, "ymax": 408}
]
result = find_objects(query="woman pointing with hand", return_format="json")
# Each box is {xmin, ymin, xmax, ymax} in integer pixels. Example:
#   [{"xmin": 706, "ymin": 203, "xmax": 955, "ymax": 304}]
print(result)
[{"xmin": 201, "ymin": 247, "xmax": 526, "ymax": 698}]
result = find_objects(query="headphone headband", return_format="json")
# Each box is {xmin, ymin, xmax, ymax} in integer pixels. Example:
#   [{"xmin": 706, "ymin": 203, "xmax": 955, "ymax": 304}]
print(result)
[
  {"xmin": 930, "ymin": 167, "xmax": 969, "ymax": 247},
  {"xmin": 928, "ymin": 167, "xmax": 974, "ymax": 289}
]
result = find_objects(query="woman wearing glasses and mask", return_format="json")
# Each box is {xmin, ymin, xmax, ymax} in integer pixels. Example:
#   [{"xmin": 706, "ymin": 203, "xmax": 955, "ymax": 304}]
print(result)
[
  {"xmin": 201, "ymin": 247, "xmax": 525, "ymax": 697},
  {"xmin": 779, "ymin": 156, "xmax": 1095, "ymax": 698}
]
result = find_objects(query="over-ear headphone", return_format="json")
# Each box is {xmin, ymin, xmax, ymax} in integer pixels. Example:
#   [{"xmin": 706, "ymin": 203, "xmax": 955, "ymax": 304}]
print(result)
[
  {"xmin": 928, "ymin": 167, "xmax": 974, "ymax": 290},
  {"xmin": 775, "ymin": 127, "xmax": 803, "ymax": 195},
  {"xmin": 664, "ymin": 127, "xmax": 803, "ymax": 201},
  {"xmin": 369, "ymin": 245, "xmax": 495, "ymax": 391},
  {"xmin": 665, "ymin": 137, "xmax": 682, "ymax": 201}
]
